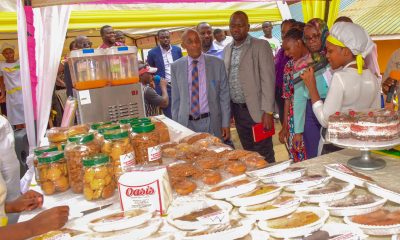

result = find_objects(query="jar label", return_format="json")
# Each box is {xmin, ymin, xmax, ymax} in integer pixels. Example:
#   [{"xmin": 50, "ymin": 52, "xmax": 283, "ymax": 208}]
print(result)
[
  {"xmin": 120, "ymin": 152, "xmax": 135, "ymax": 169},
  {"xmin": 147, "ymin": 145, "xmax": 161, "ymax": 162}
]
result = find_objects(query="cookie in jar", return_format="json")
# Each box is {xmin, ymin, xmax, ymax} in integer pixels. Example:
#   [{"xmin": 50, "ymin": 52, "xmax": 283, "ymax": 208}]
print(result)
[
  {"xmin": 102, "ymin": 129, "xmax": 135, "ymax": 181},
  {"xmin": 131, "ymin": 123, "xmax": 162, "ymax": 165},
  {"xmin": 64, "ymin": 133, "xmax": 101, "ymax": 193},
  {"xmin": 37, "ymin": 151, "xmax": 69, "ymax": 195},
  {"xmin": 33, "ymin": 146, "xmax": 58, "ymax": 185},
  {"xmin": 82, "ymin": 154, "xmax": 115, "ymax": 201},
  {"xmin": 119, "ymin": 117, "xmax": 139, "ymax": 133},
  {"xmin": 47, "ymin": 127, "xmax": 69, "ymax": 151},
  {"xmin": 94, "ymin": 123, "xmax": 121, "ymax": 144}
]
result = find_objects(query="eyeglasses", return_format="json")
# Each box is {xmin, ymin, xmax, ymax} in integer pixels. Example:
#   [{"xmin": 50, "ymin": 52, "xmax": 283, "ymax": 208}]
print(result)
[{"xmin": 304, "ymin": 34, "xmax": 321, "ymax": 42}]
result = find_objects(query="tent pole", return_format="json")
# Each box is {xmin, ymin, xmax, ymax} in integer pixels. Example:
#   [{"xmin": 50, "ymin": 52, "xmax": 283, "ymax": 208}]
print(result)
[{"xmin": 324, "ymin": 0, "xmax": 331, "ymax": 23}]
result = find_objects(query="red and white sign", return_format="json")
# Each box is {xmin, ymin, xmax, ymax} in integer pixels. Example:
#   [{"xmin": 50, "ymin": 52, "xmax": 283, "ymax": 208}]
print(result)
[{"xmin": 118, "ymin": 168, "xmax": 172, "ymax": 215}]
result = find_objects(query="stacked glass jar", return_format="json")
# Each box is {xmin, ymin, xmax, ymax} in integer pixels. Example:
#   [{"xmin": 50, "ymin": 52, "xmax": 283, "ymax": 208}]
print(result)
[
  {"xmin": 64, "ymin": 133, "xmax": 101, "ymax": 193},
  {"xmin": 101, "ymin": 129, "xmax": 134, "ymax": 182},
  {"xmin": 33, "ymin": 146, "xmax": 58, "ymax": 185},
  {"xmin": 131, "ymin": 122, "xmax": 162, "ymax": 165},
  {"xmin": 82, "ymin": 154, "xmax": 115, "ymax": 201},
  {"xmin": 37, "ymin": 151, "xmax": 69, "ymax": 195},
  {"xmin": 47, "ymin": 127, "xmax": 69, "ymax": 151}
]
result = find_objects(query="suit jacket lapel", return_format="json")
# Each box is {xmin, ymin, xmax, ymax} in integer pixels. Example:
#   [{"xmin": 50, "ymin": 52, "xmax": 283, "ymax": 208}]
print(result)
[
  {"xmin": 224, "ymin": 43, "xmax": 233, "ymax": 74},
  {"xmin": 239, "ymin": 36, "xmax": 251, "ymax": 62},
  {"xmin": 204, "ymin": 55, "xmax": 211, "ymax": 101},
  {"xmin": 181, "ymin": 58, "xmax": 189, "ymax": 109},
  {"xmin": 157, "ymin": 47, "xmax": 165, "ymax": 69}
]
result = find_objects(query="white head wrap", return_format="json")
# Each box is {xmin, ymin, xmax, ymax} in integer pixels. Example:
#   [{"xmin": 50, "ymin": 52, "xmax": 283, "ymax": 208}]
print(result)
[{"xmin": 328, "ymin": 22, "xmax": 374, "ymax": 74}]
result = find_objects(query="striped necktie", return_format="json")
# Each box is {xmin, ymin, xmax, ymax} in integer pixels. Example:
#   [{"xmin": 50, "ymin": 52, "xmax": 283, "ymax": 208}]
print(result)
[{"xmin": 191, "ymin": 60, "xmax": 200, "ymax": 118}]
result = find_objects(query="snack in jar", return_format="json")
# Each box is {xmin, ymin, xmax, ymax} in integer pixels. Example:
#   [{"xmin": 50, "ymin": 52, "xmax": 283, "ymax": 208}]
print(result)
[
  {"xmin": 82, "ymin": 154, "xmax": 115, "ymax": 201},
  {"xmin": 67, "ymin": 124, "xmax": 89, "ymax": 137},
  {"xmin": 37, "ymin": 151, "xmax": 69, "ymax": 195},
  {"xmin": 64, "ymin": 133, "xmax": 101, "ymax": 193},
  {"xmin": 102, "ymin": 129, "xmax": 135, "ymax": 181},
  {"xmin": 94, "ymin": 123, "xmax": 121, "ymax": 143},
  {"xmin": 47, "ymin": 127, "xmax": 69, "ymax": 150},
  {"xmin": 119, "ymin": 117, "xmax": 138, "ymax": 132},
  {"xmin": 131, "ymin": 123, "xmax": 162, "ymax": 165},
  {"xmin": 150, "ymin": 117, "xmax": 170, "ymax": 143},
  {"xmin": 90, "ymin": 121, "xmax": 112, "ymax": 131},
  {"xmin": 33, "ymin": 146, "xmax": 58, "ymax": 185}
]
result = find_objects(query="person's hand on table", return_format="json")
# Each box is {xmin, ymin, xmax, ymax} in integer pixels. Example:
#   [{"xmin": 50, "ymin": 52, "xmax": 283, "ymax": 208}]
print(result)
[
  {"xmin": 221, "ymin": 127, "xmax": 231, "ymax": 141},
  {"xmin": 262, "ymin": 112, "xmax": 273, "ymax": 130},
  {"xmin": 27, "ymin": 206, "xmax": 69, "ymax": 237},
  {"xmin": 6, "ymin": 190, "xmax": 43, "ymax": 213}
]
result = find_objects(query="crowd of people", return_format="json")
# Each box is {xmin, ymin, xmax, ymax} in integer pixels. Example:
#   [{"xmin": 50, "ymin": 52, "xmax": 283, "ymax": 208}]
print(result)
[{"xmin": 1, "ymin": 10, "xmax": 400, "ymax": 239}]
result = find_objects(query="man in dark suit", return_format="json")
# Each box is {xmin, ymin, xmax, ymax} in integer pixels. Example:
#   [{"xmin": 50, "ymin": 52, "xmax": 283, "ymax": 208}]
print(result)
[{"xmin": 147, "ymin": 29, "xmax": 183, "ymax": 118}]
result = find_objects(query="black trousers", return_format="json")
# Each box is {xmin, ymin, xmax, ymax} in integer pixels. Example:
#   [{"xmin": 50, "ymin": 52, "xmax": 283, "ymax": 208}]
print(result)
[
  {"xmin": 275, "ymin": 87, "xmax": 284, "ymax": 124},
  {"xmin": 231, "ymin": 102, "xmax": 275, "ymax": 163}
]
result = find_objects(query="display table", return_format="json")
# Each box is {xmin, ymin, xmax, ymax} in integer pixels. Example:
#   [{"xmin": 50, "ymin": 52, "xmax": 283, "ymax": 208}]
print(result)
[{"xmin": 19, "ymin": 117, "xmax": 400, "ymax": 239}]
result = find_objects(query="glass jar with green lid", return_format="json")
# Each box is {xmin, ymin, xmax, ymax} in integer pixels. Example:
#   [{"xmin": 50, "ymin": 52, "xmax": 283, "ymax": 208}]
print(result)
[
  {"xmin": 101, "ymin": 129, "xmax": 134, "ymax": 181},
  {"xmin": 37, "ymin": 151, "xmax": 69, "ymax": 195},
  {"xmin": 131, "ymin": 122, "xmax": 161, "ymax": 165},
  {"xmin": 64, "ymin": 133, "xmax": 101, "ymax": 193},
  {"xmin": 119, "ymin": 117, "xmax": 139, "ymax": 132},
  {"xmin": 93, "ymin": 123, "xmax": 120, "ymax": 144},
  {"xmin": 83, "ymin": 154, "xmax": 115, "ymax": 201},
  {"xmin": 90, "ymin": 121, "xmax": 112, "ymax": 131},
  {"xmin": 33, "ymin": 146, "xmax": 58, "ymax": 185}
]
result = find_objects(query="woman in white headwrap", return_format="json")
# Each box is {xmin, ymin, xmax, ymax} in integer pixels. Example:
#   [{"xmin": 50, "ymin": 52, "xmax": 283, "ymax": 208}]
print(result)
[{"xmin": 300, "ymin": 22, "xmax": 381, "ymax": 128}]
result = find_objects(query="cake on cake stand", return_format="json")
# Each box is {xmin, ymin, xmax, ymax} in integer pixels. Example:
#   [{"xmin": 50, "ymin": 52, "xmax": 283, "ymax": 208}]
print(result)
[{"xmin": 328, "ymin": 138, "xmax": 400, "ymax": 171}]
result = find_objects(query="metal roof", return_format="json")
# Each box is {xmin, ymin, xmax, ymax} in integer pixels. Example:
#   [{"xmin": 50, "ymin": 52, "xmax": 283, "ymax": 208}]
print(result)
[{"xmin": 339, "ymin": 0, "xmax": 400, "ymax": 37}]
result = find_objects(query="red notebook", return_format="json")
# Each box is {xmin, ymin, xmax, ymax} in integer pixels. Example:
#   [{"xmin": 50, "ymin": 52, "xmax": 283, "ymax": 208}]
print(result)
[{"xmin": 252, "ymin": 122, "xmax": 275, "ymax": 142}]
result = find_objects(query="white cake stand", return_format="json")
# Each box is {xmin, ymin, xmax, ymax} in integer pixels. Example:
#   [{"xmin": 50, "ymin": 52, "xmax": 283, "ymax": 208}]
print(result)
[{"xmin": 328, "ymin": 138, "xmax": 400, "ymax": 171}]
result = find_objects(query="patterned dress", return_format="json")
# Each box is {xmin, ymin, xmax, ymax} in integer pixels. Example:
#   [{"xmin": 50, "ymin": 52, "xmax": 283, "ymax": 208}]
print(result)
[{"xmin": 282, "ymin": 57, "xmax": 309, "ymax": 162}]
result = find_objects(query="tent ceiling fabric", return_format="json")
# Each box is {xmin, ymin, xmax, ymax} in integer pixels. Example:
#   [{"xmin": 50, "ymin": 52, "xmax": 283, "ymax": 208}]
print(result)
[{"xmin": 0, "ymin": 2, "xmax": 281, "ymax": 39}]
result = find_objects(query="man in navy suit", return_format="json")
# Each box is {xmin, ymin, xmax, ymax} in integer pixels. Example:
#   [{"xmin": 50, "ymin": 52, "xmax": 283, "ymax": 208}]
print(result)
[{"xmin": 147, "ymin": 29, "xmax": 183, "ymax": 118}]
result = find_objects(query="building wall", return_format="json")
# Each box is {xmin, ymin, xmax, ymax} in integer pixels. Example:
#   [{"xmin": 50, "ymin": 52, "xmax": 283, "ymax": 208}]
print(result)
[{"xmin": 375, "ymin": 39, "xmax": 400, "ymax": 75}]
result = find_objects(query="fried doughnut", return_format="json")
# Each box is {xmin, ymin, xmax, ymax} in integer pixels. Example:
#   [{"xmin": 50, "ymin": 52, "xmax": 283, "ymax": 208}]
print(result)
[
  {"xmin": 174, "ymin": 179, "xmax": 197, "ymax": 195},
  {"xmin": 167, "ymin": 163, "xmax": 197, "ymax": 178},
  {"xmin": 195, "ymin": 157, "xmax": 223, "ymax": 170},
  {"xmin": 202, "ymin": 170, "xmax": 222, "ymax": 185},
  {"xmin": 226, "ymin": 161, "xmax": 247, "ymax": 175},
  {"xmin": 242, "ymin": 155, "xmax": 267, "ymax": 169}
]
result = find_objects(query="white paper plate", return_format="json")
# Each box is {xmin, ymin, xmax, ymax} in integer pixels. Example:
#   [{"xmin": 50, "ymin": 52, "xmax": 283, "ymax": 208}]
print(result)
[
  {"xmin": 226, "ymin": 185, "xmax": 282, "ymax": 207},
  {"xmin": 181, "ymin": 219, "xmax": 254, "ymax": 240},
  {"xmin": 319, "ymin": 223, "xmax": 368, "ymax": 239},
  {"xmin": 392, "ymin": 234, "xmax": 399, "ymax": 240},
  {"xmin": 206, "ymin": 175, "xmax": 258, "ymax": 200},
  {"xmin": 257, "ymin": 207, "xmax": 329, "ymax": 239},
  {"xmin": 280, "ymin": 175, "xmax": 332, "ymax": 192},
  {"xmin": 88, "ymin": 209, "xmax": 153, "ymax": 232},
  {"xmin": 366, "ymin": 182, "xmax": 400, "ymax": 204},
  {"xmin": 76, "ymin": 218, "xmax": 162, "ymax": 240},
  {"xmin": 239, "ymin": 196, "xmax": 301, "ymax": 220},
  {"xmin": 246, "ymin": 160, "xmax": 292, "ymax": 178},
  {"xmin": 296, "ymin": 183, "xmax": 355, "ymax": 203},
  {"xmin": 167, "ymin": 200, "xmax": 233, "ymax": 231},
  {"xmin": 260, "ymin": 167, "xmax": 306, "ymax": 184},
  {"xmin": 325, "ymin": 164, "xmax": 372, "ymax": 187},
  {"xmin": 320, "ymin": 196, "xmax": 387, "ymax": 216},
  {"xmin": 344, "ymin": 216, "xmax": 400, "ymax": 236}
]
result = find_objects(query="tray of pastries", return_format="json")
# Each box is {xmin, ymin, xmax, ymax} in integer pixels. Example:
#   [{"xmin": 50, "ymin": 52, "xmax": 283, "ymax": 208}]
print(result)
[
  {"xmin": 257, "ymin": 207, "xmax": 329, "ymax": 238},
  {"xmin": 344, "ymin": 209, "xmax": 400, "ymax": 236},
  {"xmin": 260, "ymin": 167, "xmax": 306, "ymax": 184},
  {"xmin": 365, "ymin": 182, "xmax": 400, "ymax": 204},
  {"xmin": 167, "ymin": 199, "xmax": 233, "ymax": 230},
  {"xmin": 295, "ymin": 182, "xmax": 355, "ymax": 203},
  {"xmin": 246, "ymin": 160, "xmax": 292, "ymax": 178},
  {"xmin": 279, "ymin": 174, "xmax": 332, "ymax": 192},
  {"xmin": 239, "ymin": 195, "xmax": 301, "ymax": 220},
  {"xmin": 226, "ymin": 184, "xmax": 282, "ymax": 207},
  {"xmin": 303, "ymin": 223, "xmax": 367, "ymax": 240},
  {"xmin": 325, "ymin": 163, "xmax": 373, "ymax": 187},
  {"xmin": 206, "ymin": 175, "xmax": 258, "ymax": 200},
  {"xmin": 319, "ymin": 194, "xmax": 387, "ymax": 216}
]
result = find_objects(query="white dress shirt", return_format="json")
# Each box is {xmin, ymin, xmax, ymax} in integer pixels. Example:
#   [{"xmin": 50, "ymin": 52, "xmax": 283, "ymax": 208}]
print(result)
[
  {"xmin": 160, "ymin": 46, "xmax": 173, "ymax": 82},
  {"xmin": 312, "ymin": 62, "xmax": 381, "ymax": 127}
]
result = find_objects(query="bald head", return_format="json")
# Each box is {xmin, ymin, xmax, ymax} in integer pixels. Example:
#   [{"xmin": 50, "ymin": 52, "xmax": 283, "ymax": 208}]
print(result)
[
  {"xmin": 181, "ymin": 29, "xmax": 202, "ymax": 58},
  {"xmin": 75, "ymin": 35, "xmax": 91, "ymax": 49},
  {"xmin": 229, "ymin": 11, "xmax": 250, "ymax": 44}
]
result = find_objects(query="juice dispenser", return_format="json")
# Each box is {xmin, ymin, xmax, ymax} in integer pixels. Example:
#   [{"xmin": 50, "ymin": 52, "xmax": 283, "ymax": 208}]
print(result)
[
  {"xmin": 106, "ymin": 46, "xmax": 139, "ymax": 86},
  {"xmin": 68, "ymin": 48, "xmax": 108, "ymax": 90}
]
